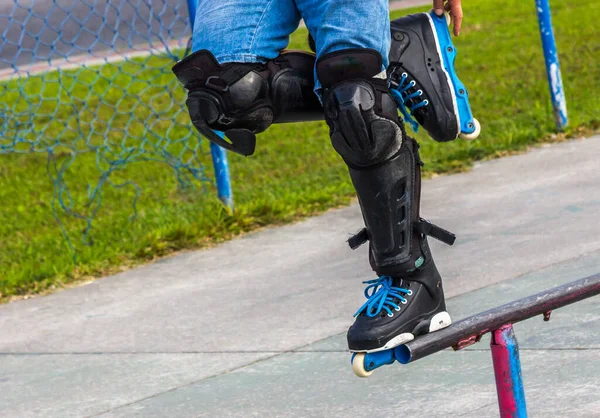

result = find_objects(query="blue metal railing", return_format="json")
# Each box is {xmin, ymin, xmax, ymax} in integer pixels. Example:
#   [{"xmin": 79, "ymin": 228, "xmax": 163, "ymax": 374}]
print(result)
[{"xmin": 535, "ymin": 0, "xmax": 568, "ymax": 131}]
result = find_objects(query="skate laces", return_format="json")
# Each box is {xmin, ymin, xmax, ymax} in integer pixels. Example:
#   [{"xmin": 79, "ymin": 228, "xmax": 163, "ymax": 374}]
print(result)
[
  {"xmin": 354, "ymin": 276, "xmax": 412, "ymax": 318},
  {"xmin": 389, "ymin": 69, "xmax": 429, "ymax": 133}
]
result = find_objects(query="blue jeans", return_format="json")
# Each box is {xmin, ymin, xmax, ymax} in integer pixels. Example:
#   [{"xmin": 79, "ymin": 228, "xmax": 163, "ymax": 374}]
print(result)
[{"xmin": 192, "ymin": 0, "xmax": 391, "ymax": 92}]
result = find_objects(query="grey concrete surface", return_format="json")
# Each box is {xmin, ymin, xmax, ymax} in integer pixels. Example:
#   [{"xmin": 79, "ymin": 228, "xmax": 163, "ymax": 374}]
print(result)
[
  {"xmin": 93, "ymin": 251, "xmax": 600, "ymax": 418},
  {"xmin": 1, "ymin": 135, "xmax": 600, "ymax": 417},
  {"xmin": 0, "ymin": 353, "xmax": 270, "ymax": 418},
  {"xmin": 95, "ymin": 351, "xmax": 600, "ymax": 418}
]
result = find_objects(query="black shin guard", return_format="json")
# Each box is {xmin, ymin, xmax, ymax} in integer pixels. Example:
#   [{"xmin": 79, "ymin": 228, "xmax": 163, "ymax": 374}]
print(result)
[
  {"xmin": 172, "ymin": 50, "xmax": 323, "ymax": 156},
  {"xmin": 348, "ymin": 136, "xmax": 455, "ymax": 276},
  {"xmin": 317, "ymin": 49, "xmax": 455, "ymax": 276}
]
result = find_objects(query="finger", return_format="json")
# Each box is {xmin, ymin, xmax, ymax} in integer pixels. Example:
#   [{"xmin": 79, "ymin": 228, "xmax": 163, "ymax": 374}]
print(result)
[
  {"xmin": 451, "ymin": 2, "xmax": 463, "ymax": 36},
  {"xmin": 432, "ymin": 0, "xmax": 445, "ymax": 16}
]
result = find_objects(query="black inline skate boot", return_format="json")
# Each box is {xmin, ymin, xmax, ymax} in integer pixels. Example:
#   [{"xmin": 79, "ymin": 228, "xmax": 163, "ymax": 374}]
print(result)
[
  {"xmin": 347, "ymin": 228, "xmax": 454, "ymax": 378},
  {"xmin": 342, "ymin": 126, "xmax": 456, "ymax": 377},
  {"xmin": 345, "ymin": 132, "xmax": 456, "ymax": 374},
  {"xmin": 347, "ymin": 237, "xmax": 451, "ymax": 355},
  {"xmin": 389, "ymin": 11, "xmax": 480, "ymax": 142}
]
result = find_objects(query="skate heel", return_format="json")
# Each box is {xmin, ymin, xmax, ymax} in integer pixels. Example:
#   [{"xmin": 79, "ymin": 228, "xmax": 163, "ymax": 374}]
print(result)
[
  {"xmin": 427, "ymin": 11, "xmax": 481, "ymax": 140},
  {"xmin": 427, "ymin": 311, "xmax": 452, "ymax": 332},
  {"xmin": 412, "ymin": 310, "xmax": 452, "ymax": 336}
]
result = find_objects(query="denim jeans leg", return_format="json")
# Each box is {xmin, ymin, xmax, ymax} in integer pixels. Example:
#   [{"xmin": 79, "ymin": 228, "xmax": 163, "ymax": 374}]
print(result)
[
  {"xmin": 192, "ymin": 0, "xmax": 302, "ymax": 64},
  {"xmin": 296, "ymin": 0, "xmax": 391, "ymax": 93}
]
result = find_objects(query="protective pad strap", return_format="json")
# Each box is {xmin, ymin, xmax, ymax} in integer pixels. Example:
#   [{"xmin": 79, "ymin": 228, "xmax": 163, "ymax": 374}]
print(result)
[
  {"xmin": 348, "ymin": 219, "xmax": 455, "ymax": 251},
  {"xmin": 348, "ymin": 228, "xmax": 370, "ymax": 250},
  {"xmin": 415, "ymin": 219, "xmax": 456, "ymax": 246}
]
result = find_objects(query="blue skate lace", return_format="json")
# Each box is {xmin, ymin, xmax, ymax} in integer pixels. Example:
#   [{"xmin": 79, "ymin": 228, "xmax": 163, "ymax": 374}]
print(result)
[
  {"xmin": 389, "ymin": 71, "xmax": 429, "ymax": 133},
  {"xmin": 353, "ymin": 276, "xmax": 411, "ymax": 318}
]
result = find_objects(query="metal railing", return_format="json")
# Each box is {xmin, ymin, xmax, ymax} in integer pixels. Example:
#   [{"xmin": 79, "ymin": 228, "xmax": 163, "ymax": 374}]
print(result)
[{"xmin": 359, "ymin": 273, "xmax": 600, "ymax": 417}]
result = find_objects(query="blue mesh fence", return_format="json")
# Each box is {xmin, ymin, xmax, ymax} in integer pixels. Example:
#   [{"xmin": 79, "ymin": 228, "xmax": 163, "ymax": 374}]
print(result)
[{"xmin": 0, "ymin": 0, "xmax": 210, "ymax": 248}]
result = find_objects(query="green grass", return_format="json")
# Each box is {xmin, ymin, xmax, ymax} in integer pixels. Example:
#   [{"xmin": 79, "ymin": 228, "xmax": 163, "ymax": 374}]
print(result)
[{"xmin": 1, "ymin": 0, "xmax": 599, "ymax": 300}]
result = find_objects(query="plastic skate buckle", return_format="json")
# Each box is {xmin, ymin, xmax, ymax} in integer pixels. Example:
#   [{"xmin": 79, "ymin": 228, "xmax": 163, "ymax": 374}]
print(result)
[{"xmin": 416, "ymin": 219, "xmax": 456, "ymax": 246}]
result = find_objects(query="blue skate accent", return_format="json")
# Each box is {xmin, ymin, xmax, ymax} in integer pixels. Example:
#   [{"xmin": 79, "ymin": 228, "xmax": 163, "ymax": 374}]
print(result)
[
  {"xmin": 428, "ymin": 11, "xmax": 477, "ymax": 136},
  {"xmin": 353, "ymin": 276, "xmax": 411, "ymax": 318},
  {"xmin": 389, "ymin": 72, "xmax": 429, "ymax": 133},
  {"xmin": 352, "ymin": 345, "xmax": 413, "ymax": 372},
  {"xmin": 352, "ymin": 350, "xmax": 396, "ymax": 372}
]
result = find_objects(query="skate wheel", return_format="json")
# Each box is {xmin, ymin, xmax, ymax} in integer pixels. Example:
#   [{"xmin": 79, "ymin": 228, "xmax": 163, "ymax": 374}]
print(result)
[
  {"xmin": 459, "ymin": 118, "xmax": 481, "ymax": 141},
  {"xmin": 352, "ymin": 353, "xmax": 373, "ymax": 378}
]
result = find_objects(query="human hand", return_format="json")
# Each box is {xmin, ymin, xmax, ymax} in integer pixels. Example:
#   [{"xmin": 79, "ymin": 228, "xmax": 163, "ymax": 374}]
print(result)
[{"xmin": 432, "ymin": 0, "xmax": 463, "ymax": 36}]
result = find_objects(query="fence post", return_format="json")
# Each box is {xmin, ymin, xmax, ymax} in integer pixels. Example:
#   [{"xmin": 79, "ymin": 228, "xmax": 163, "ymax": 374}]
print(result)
[
  {"xmin": 535, "ymin": 0, "xmax": 568, "ymax": 131},
  {"xmin": 185, "ymin": 0, "xmax": 234, "ymax": 212}
]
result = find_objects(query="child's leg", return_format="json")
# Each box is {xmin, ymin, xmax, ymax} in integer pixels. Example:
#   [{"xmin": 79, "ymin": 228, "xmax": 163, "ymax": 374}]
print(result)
[{"xmin": 298, "ymin": 0, "xmax": 454, "ymax": 354}]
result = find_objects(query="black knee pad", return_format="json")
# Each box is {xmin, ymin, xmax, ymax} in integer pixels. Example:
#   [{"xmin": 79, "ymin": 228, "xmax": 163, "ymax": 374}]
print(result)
[
  {"xmin": 316, "ymin": 49, "xmax": 403, "ymax": 168},
  {"xmin": 172, "ymin": 50, "xmax": 322, "ymax": 156}
]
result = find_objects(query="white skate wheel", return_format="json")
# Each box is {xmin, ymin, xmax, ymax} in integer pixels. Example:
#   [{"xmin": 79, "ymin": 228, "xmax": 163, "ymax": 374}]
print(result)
[
  {"xmin": 352, "ymin": 353, "xmax": 373, "ymax": 378},
  {"xmin": 459, "ymin": 118, "xmax": 481, "ymax": 141}
]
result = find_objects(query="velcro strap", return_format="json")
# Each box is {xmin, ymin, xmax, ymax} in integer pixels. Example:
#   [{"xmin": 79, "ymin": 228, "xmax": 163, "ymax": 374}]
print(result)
[
  {"xmin": 348, "ymin": 228, "xmax": 369, "ymax": 250},
  {"xmin": 416, "ymin": 219, "xmax": 456, "ymax": 246},
  {"xmin": 348, "ymin": 220, "xmax": 455, "ymax": 250}
]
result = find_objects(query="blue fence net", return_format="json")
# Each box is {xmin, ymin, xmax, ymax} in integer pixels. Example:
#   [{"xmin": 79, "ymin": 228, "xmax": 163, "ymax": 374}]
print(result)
[{"xmin": 0, "ymin": 0, "xmax": 210, "ymax": 247}]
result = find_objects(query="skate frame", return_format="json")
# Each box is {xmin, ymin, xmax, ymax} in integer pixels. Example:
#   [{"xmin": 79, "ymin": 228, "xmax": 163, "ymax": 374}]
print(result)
[{"xmin": 361, "ymin": 273, "xmax": 600, "ymax": 417}]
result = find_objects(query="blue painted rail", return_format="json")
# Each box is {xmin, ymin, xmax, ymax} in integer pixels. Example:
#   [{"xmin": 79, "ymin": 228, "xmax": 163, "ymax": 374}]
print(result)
[
  {"xmin": 491, "ymin": 325, "xmax": 528, "ymax": 418},
  {"xmin": 535, "ymin": 0, "xmax": 568, "ymax": 130}
]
